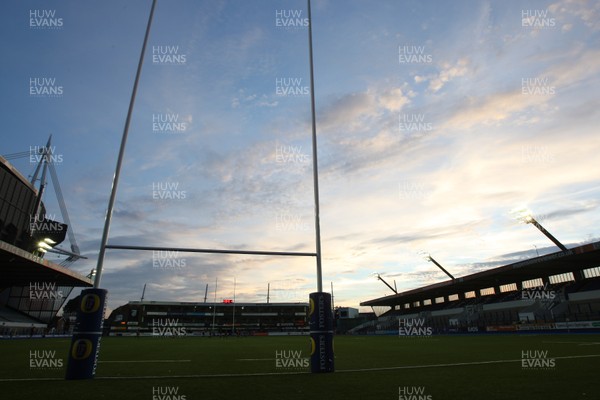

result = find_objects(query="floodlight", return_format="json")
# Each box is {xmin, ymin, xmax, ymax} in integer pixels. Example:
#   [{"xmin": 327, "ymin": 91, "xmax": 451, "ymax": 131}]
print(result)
[
  {"xmin": 37, "ymin": 241, "xmax": 53, "ymax": 250},
  {"xmin": 418, "ymin": 250, "xmax": 432, "ymax": 261},
  {"xmin": 422, "ymin": 252, "xmax": 455, "ymax": 281},
  {"xmin": 373, "ymin": 272, "xmax": 397, "ymax": 294},
  {"xmin": 512, "ymin": 207, "xmax": 534, "ymax": 224},
  {"xmin": 511, "ymin": 207, "xmax": 567, "ymax": 251}
]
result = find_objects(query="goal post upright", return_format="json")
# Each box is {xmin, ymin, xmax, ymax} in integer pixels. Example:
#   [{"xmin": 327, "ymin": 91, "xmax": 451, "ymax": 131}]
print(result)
[
  {"xmin": 307, "ymin": 0, "xmax": 335, "ymax": 373},
  {"xmin": 65, "ymin": 0, "xmax": 158, "ymax": 381},
  {"xmin": 307, "ymin": 0, "xmax": 323, "ymax": 295},
  {"xmin": 67, "ymin": 0, "xmax": 334, "ymax": 379}
]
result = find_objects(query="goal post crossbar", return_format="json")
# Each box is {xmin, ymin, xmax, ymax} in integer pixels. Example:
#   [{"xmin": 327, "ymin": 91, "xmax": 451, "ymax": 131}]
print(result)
[{"xmin": 105, "ymin": 244, "xmax": 317, "ymax": 257}]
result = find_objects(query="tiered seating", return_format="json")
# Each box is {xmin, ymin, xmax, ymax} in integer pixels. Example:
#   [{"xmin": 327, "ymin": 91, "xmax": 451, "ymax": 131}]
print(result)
[{"xmin": 363, "ymin": 277, "xmax": 600, "ymax": 334}]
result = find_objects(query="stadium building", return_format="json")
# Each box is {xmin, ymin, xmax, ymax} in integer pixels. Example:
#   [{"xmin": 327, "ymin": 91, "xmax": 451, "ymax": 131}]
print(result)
[
  {"xmin": 106, "ymin": 301, "xmax": 310, "ymax": 336},
  {"xmin": 358, "ymin": 241, "xmax": 600, "ymax": 335},
  {"xmin": 0, "ymin": 143, "xmax": 91, "ymax": 337}
]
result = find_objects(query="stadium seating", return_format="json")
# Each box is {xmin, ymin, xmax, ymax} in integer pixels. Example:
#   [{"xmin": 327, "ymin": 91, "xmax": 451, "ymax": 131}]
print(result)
[{"xmin": 354, "ymin": 277, "xmax": 600, "ymax": 334}]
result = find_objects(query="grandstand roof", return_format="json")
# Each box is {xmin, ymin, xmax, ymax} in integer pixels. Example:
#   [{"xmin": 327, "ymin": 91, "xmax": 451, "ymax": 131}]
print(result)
[
  {"xmin": 361, "ymin": 241, "xmax": 600, "ymax": 308},
  {"xmin": 0, "ymin": 240, "xmax": 93, "ymax": 288}
]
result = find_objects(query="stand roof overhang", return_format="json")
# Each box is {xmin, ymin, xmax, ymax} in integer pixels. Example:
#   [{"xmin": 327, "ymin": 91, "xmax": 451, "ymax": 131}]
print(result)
[{"xmin": 361, "ymin": 241, "xmax": 600, "ymax": 308}]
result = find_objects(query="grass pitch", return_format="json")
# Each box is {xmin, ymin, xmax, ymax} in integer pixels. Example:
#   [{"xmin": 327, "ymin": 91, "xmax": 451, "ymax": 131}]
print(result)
[{"xmin": 1, "ymin": 334, "xmax": 599, "ymax": 399}]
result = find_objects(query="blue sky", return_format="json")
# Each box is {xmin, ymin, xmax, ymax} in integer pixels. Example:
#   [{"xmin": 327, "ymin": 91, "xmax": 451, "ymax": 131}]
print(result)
[{"xmin": 1, "ymin": 0, "xmax": 599, "ymax": 314}]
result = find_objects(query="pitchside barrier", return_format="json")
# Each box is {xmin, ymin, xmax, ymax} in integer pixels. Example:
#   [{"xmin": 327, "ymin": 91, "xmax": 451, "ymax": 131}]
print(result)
[{"xmin": 65, "ymin": 288, "xmax": 108, "ymax": 379}]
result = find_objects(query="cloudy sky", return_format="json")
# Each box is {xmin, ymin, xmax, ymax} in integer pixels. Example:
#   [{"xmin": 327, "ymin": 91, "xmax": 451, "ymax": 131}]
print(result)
[{"xmin": 1, "ymin": 0, "xmax": 599, "ymax": 314}]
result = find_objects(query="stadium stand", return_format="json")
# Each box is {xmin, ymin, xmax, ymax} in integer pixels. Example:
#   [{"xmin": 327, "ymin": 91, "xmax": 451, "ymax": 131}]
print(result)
[
  {"xmin": 106, "ymin": 301, "xmax": 310, "ymax": 336},
  {"xmin": 357, "ymin": 242, "xmax": 600, "ymax": 334},
  {"xmin": 0, "ymin": 154, "xmax": 92, "ymax": 337}
]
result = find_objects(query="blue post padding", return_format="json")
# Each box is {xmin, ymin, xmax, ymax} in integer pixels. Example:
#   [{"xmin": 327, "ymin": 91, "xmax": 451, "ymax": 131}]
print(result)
[
  {"xmin": 65, "ymin": 288, "xmax": 107, "ymax": 380},
  {"xmin": 309, "ymin": 292, "xmax": 334, "ymax": 373}
]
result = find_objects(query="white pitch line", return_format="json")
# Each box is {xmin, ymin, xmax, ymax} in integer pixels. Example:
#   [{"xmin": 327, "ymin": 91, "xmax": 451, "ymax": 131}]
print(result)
[
  {"xmin": 98, "ymin": 371, "xmax": 309, "ymax": 380},
  {"xmin": 1, "ymin": 354, "xmax": 598, "ymax": 382},
  {"xmin": 0, "ymin": 377, "xmax": 61, "ymax": 382},
  {"xmin": 337, "ymin": 354, "xmax": 600, "ymax": 373},
  {"xmin": 543, "ymin": 341, "xmax": 600, "ymax": 345},
  {"xmin": 237, "ymin": 358, "xmax": 274, "ymax": 361},
  {"xmin": 542, "ymin": 341, "xmax": 583, "ymax": 344},
  {"xmin": 99, "ymin": 360, "xmax": 192, "ymax": 363}
]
